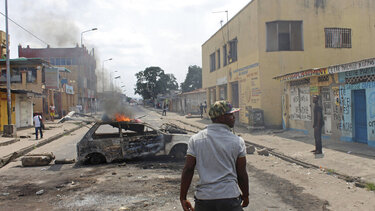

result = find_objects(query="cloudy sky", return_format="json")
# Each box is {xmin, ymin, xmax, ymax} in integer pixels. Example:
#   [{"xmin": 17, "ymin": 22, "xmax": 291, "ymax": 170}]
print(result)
[{"xmin": 0, "ymin": 0, "xmax": 250, "ymax": 98}]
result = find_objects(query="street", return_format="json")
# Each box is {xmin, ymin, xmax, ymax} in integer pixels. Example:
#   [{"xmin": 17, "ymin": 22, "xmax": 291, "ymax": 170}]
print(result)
[{"xmin": 0, "ymin": 106, "xmax": 374, "ymax": 210}]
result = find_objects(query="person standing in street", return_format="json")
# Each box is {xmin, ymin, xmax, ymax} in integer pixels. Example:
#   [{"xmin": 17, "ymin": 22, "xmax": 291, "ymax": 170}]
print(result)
[
  {"xmin": 312, "ymin": 95, "xmax": 324, "ymax": 154},
  {"xmin": 162, "ymin": 102, "xmax": 167, "ymax": 116},
  {"xmin": 49, "ymin": 104, "xmax": 55, "ymax": 122},
  {"xmin": 33, "ymin": 113, "xmax": 43, "ymax": 140},
  {"xmin": 199, "ymin": 103, "xmax": 204, "ymax": 118},
  {"xmin": 180, "ymin": 100, "xmax": 249, "ymax": 211}
]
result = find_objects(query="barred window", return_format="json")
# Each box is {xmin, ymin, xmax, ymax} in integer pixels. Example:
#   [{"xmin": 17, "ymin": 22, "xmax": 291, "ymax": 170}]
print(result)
[{"xmin": 325, "ymin": 28, "xmax": 351, "ymax": 48}]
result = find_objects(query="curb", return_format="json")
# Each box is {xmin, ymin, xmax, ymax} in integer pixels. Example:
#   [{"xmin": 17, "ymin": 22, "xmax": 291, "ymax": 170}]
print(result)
[
  {"xmin": 0, "ymin": 123, "xmax": 87, "ymax": 168},
  {"xmin": 0, "ymin": 138, "xmax": 20, "ymax": 147}
]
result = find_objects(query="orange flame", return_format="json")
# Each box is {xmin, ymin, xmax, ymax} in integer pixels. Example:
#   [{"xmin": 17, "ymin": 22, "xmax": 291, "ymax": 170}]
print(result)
[{"xmin": 115, "ymin": 113, "xmax": 131, "ymax": 122}]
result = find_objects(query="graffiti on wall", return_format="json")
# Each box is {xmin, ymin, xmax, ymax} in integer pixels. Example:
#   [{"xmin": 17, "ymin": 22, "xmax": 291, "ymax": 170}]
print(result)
[
  {"xmin": 366, "ymin": 88, "xmax": 375, "ymax": 139},
  {"xmin": 289, "ymin": 86, "xmax": 311, "ymax": 121}
]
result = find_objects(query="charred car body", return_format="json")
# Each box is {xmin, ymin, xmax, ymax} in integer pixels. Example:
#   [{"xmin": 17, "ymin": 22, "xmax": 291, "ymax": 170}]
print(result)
[{"xmin": 77, "ymin": 121, "xmax": 190, "ymax": 164}]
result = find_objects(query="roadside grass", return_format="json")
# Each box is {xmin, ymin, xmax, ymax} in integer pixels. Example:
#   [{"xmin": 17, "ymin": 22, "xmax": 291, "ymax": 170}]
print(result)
[
  {"xmin": 365, "ymin": 183, "xmax": 375, "ymax": 191},
  {"xmin": 325, "ymin": 168, "xmax": 336, "ymax": 175}
]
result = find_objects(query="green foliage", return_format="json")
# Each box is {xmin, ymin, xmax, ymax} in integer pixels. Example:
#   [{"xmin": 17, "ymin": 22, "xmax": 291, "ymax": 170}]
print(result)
[
  {"xmin": 365, "ymin": 183, "xmax": 375, "ymax": 191},
  {"xmin": 181, "ymin": 65, "xmax": 202, "ymax": 93},
  {"xmin": 134, "ymin": 66, "xmax": 178, "ymax": 100}
]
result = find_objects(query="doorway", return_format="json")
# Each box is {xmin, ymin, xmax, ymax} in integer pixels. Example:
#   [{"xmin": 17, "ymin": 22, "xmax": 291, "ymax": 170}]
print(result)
[{"xmin": 354, "ymin": 89, "xmax": 367, "ymax": 144}]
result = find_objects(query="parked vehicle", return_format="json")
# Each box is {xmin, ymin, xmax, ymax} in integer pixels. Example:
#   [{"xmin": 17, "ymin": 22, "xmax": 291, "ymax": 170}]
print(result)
[{"xmin": 77, "ymin": 121, "xmax": 190, "ymax": 164}]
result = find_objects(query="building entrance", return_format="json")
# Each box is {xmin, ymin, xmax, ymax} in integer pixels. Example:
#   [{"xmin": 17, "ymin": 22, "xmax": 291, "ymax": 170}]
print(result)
[{"xmin": 354, "ymin": 89, "xmax": 368, "ymax": 144}]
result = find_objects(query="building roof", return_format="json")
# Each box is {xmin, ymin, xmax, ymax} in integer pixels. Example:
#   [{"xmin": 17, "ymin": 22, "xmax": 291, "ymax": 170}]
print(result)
[
  {"xmin": 273, "ymin": 57, "xmax": 375, "ymax": 82},
  {"xmin": 0, "ymin": 58, "xmax": 50, "ymax": 65}
]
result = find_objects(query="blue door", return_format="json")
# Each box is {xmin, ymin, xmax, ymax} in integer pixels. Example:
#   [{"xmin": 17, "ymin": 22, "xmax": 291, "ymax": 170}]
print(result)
[{"xmin": 354, "ymin": 90, "xmax": 368, "ymax": 144}]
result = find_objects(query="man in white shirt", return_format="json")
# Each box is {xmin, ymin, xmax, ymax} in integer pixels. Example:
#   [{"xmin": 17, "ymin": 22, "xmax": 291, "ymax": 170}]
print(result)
[
  {"xmin": 180, "ymin": 100, "xmax": 249, "ymax": 211},
  {"xmin": 33, "ymin": 113, "xmax": 43, "ymax": 140}
]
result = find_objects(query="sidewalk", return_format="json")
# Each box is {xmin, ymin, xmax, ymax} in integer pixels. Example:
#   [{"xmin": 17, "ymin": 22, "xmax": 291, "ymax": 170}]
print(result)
[
  {"xmin": 148, "ymin": 107, "xmax": 375, "ymax": 185},
  {"xmin": 0, "ymin": 121, "xmax": 85, "ymax": 168}
]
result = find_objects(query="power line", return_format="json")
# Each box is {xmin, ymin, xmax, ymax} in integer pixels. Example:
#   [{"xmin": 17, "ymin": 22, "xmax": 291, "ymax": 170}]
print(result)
[{"xmin": 0, "ymin": 11, "xmax": 49, "ymax": 46}]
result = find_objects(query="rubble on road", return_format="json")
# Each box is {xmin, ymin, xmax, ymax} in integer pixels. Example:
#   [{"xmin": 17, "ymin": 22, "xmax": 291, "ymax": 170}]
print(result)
[
  {"xmin": 54, "ymin": 159, "xmax": 75, "ymax": 164},
  {"xmin": 21, "ymin": 152, "xmax": 55, "ymax": 167},
  {"xmin": 58, "ymin": 111, "xmax": 97, "ymax": 123},
  {"xmin": 257, "ymin": 148, "xmax": 269, "ymax": 156},
  {"xmin": 246, "ymin": 145, "xmax": 256, "ymax": 154}
]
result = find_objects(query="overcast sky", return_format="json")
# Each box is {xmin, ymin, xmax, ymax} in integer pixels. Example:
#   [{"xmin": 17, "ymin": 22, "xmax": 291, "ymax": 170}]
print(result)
[{"xmin": 0, "ymin": 0, "xmax": 250, "ymax": 98}]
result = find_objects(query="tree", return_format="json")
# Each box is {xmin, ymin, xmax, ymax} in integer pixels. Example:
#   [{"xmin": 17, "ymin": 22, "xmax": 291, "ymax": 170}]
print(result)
[
  {"xmin": 180, "ymin": 65, "xmax": 202, "ymax": 93},
  {"xmin": 134, "ymin": 66, "xmax": 179, "ymax": 99}
]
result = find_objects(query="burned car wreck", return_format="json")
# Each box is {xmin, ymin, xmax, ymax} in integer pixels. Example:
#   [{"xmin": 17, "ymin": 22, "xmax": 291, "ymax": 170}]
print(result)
[{"xmin": 77, "ymin": 121, "xmax": 191, "ymax": 164}]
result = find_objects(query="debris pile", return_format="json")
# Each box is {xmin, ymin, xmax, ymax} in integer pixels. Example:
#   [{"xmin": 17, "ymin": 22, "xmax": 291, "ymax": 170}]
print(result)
[{"xmin": 21, "ymin": 153, "xmax": 55, "ymax": 167}]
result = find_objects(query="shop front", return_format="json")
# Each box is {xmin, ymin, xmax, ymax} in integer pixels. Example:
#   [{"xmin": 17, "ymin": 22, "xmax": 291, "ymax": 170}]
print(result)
[{"xmin": 275, "ymin": 58, "xmax": 375, "ymax": 147}]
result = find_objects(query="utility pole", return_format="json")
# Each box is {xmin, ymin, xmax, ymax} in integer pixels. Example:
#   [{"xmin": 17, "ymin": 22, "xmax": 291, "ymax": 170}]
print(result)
[{"xmin": 5, "ymin": 0, "xmax": 11, "ymax": 125}]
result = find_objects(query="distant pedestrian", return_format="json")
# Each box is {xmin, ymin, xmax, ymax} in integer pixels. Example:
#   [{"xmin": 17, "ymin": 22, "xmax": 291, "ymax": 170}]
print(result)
[
  {"xmin": 312, "ymin": 95, "xmax": 324, "ymax": 154},
  {"xmin": 33, "ymin": 113, "xmax": 43, "ymax": 140},
  {"xmin": 162, "ymin": 103, "xmax": 167, "ymax": 116},
  {"xmin": 203, "ymin": 101, "xmax": 207, "ymax": 113},
  {"xmin": 180, "ymin": 100, "xmax": 249, "ymax": 211},
  {"xmin": 199, "ymin": 103, "xmax": 204, "ymax": 118},
  {"xmin": 49, "ymin": 104, "xmax": 55, "ymax": 122}
]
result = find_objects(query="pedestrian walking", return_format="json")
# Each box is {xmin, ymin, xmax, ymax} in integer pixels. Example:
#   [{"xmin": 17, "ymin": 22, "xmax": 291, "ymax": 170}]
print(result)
[
  {"xmin": 203, "ymin": 101, "xmax": 207, "ymax": 113},
  {"xmin": 199, "ymin": 103, "xmax": 204, "ymax": 118},
  {"xmin": 33, "ymin": 113, "xmax": 43, "ymax": 140},
  {"xmin": 162, "ymin": 103, "xmax": 167, "ymax": 116},
  {"xmin": 180, "ymin": 100, "xmax": 249, "ymax": 211},
  {"xmin": 312, "ymin": 95, "xmax": 324, "ymax": 154}
]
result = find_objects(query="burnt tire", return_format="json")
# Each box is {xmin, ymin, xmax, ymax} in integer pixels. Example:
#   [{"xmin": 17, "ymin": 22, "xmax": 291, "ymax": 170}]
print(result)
[
  {"xmin": 171, "ymin": 145, "xmax": 187, "ymax": 160},
  {"xmin": 88, "ymin": 153, "xmax": 106, "ymax": 165}
]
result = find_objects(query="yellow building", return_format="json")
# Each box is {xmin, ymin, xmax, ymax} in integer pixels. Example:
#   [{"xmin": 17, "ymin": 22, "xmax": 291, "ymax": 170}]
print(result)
[
  {"xmin": 0, "ymin": 30, "xmax": 8, "ymax": 58},
  {"xmin": 202, "ymin": 0, "xmax": 375, "ymax": 128}
]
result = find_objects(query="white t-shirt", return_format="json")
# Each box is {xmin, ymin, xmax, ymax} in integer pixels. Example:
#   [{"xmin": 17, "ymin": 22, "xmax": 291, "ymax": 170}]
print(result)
[
  {"xmin": 187, "ymin": 123, "xmax": 246, "ymax": 200},
  {"xmin": 33, "ymin": 115, "xmax": 42, "ymax": 127}
]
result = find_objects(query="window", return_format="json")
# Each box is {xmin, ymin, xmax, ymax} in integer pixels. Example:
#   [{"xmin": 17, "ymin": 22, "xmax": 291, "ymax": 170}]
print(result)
[
  {"xmin": 325, "ymin": 28, "xmax": 351, "ymax": 48},
  {"xmin": 60, "ymin": 58, "xmax": 66, "ymax": 65},
  {"xmin": 55, "ymin": 58, "xmax": 61, "ymax": 65},
  {"xmin": 210, "ymin": 52, "xmax": 216, "ymax": 72},
  {"xmin": 223, "ymin": 44, "xmax": 227, "ymax": 66},
  {"xmin": 228, "ymin": 38, "xmax": 237, "ymax": 63},
  {"xmin": 66, "ymin": 58, "xmax": 72, "ymax": 65},
  {"xmin": 266, "ymin": 21, "xmax": 303, "ymax": 51},
  {"xmin": 11, "ymin": 67, "xmax": 21, "ymax": 83},
  {"xmin": 50, "ymin": 58, "xmax": 55, "ymax": 65},
  {"xmin": 217, "ymin": 49, "xmax": 220, "ymax": 69},
  {"xmin": 26, "ymin": 67, "xmax": 37, "ymax": 83}
]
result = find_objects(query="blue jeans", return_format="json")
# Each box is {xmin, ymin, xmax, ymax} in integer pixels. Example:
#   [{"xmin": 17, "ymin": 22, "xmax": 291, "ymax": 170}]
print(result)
[{"xmin": 35, "ymin": 127, "xmax": 43, "ymax": 139}]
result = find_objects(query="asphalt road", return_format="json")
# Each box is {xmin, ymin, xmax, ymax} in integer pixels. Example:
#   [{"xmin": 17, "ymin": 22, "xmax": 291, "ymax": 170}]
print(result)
[{"xmin": 0, "ymin": 105, "xmax": 356, "ymax": 210}]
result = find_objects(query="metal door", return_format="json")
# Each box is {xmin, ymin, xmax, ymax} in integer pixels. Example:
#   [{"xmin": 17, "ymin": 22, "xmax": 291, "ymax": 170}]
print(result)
[
  {"xmin": 321, "ymin": 87, "xmax": 332, "ymax": 134},
  {"xmin": 20, "ymin": 101, "xmax": 29, "ymax": 127},
  {"xmin": 354, "ymin": 90, "xmax": 367, "ymax": 144}
]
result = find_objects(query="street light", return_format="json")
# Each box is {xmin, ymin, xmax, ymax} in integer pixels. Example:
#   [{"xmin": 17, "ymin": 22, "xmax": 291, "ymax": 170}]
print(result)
[
  {"xmin": 80, "ymin": 28, "xmax": 98, "ymax": 47},
  {"xmin": 102, "ymin": 58, "xmax": 113, "ymax": 92}
]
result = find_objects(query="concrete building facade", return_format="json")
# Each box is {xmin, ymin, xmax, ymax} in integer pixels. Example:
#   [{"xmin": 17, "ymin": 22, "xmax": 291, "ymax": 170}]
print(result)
[
  {"xmin": 202, "ymin": 0, "xmax": 375, "ymax": 128},
  {"xmin": 18, "ymin": 45, "xmax": 97, "ymax": 114}
]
